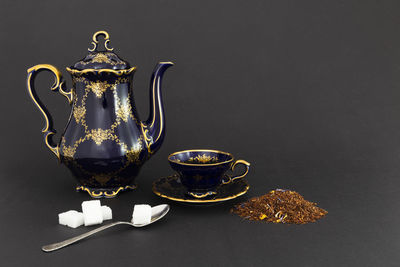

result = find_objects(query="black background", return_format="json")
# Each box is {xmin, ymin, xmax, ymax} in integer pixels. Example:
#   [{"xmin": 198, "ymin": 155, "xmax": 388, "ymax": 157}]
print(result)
[{"xmin": 1, "ymin": 0, "xmax": 399, "ymax": 266}]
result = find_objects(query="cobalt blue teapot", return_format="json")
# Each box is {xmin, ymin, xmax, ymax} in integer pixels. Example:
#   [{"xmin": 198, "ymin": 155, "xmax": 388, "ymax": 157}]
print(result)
[{"xmin": 27, "ymin": 31, "xmax": 173, "ymax": 198}]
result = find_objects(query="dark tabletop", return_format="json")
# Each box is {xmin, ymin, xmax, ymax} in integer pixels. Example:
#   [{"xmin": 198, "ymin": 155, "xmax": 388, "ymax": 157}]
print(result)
[{"xmin": 1, "ymin": 0, "xmax": 400, "ymax": 266}]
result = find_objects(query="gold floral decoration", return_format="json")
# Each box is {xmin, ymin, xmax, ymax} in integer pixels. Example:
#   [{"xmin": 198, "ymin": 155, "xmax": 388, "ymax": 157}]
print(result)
[
  {"xmin": 126, "ymin": 141, "xmax": 143, "ymax": 163},
  {"xmin": 62, "ymin": 145, "xmax": 76, "ymax": 158},
  {"xmin": 90, "ymin": 128, "xmax": 110, "ymax": 145},
  {"xmin": 87, "ymin": 81, "xmax": 111, "ymax": 98},
  {"xmin": 73, "ymin": 106, "xmax": 86, "ymax": 124},
  {"xmin": 116, "ymin": 102, "xmax": 131, "ymax": 122},
  {"xmin": 72, "ymin": 76, "xmax": 87, "ymax": 84},
  {"xmin": 188, "ymin": 154, "xmax": 219, "ymax": 164},
  {"xmin": 116, "ymin": 77, "xmax": 129, "ymax": 84},
  {"xmin": 91, "ymin": 53, "xmax": 110, "ymax": 63},
  {"xmin": 75, "ymin": 52, "xmax": 125, "ymax": 67}
]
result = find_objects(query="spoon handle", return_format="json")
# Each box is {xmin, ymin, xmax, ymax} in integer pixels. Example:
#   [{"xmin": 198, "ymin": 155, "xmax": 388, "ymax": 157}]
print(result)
[{"xmin": 42, "ymin": 221, "xmax": 128, "ymax": 252}]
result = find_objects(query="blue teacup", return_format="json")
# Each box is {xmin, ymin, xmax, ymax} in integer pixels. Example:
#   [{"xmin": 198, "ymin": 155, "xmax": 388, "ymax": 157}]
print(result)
[{"xmin": 168, "ymin": 149, "xmax": 250, "ymax": 198}]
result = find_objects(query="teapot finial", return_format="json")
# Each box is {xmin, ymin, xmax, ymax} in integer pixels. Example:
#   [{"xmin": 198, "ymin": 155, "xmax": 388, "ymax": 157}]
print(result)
[{"xmin": 88, "ymin": 30, "xmax": 114, "ymax": 52}]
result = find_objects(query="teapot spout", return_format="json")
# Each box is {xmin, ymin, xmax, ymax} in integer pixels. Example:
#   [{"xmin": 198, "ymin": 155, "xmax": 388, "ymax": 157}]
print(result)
[{"xmin": 142, "ymin": 62, "xmax": 174, "ymax": 155}]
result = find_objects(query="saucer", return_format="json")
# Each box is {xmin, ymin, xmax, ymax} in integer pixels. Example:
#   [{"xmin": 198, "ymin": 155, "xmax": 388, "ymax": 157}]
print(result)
[{"xmin": 152, "ymin": 174, "xmax": 250, "ymax": 204}]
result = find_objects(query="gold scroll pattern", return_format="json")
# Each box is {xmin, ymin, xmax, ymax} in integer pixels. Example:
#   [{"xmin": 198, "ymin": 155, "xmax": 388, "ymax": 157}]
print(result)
[
  {"xmin": 61, "ymin": 76, "xmax": 144, "ymax": 184},
  {"xmin": 76, "ymin": 185, "xmax": 137, "ymax": 198}
]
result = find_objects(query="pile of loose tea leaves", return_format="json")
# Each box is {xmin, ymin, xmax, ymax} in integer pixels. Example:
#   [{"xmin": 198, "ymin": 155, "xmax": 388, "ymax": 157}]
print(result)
[{"xmin": 231, "ymin": 189, "xmax": 327, "ymax": 224}]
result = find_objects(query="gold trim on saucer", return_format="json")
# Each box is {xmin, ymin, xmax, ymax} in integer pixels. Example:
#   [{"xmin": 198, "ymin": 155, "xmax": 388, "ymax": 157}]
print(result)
[
  {"xmin": 152, "ymin": 176, "xmax": 249, "ymax": 203},
  {"xmin": 187, "ymin": 190, "xmax": 217, "ymax": 199}
]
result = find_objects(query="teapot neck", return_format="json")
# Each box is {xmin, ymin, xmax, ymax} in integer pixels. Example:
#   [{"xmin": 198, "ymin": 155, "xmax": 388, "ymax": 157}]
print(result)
[{"xmin": 142, "ymin": 62, "xmax": 174, "ymax": 155}]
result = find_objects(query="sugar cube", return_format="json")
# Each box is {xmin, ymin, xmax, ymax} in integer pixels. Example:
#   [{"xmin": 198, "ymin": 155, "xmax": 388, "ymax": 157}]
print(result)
[
  {"xmin": 58, "ymin": 210, "xmax": 76, "ymax": 226},
  {"xmin": 132, "ymin": 204, "xmax": 152, "ymax": 225},
  {"xmin": 101, "ymin": 206, "xmax": 112, "ymax": 220},
  {"xmin": 67, "ymin": 212, "xmax": 84, "ymax": 228},
  {"xmin": 58, "ymin": 210, "xmax": 84, "ymax": 228},
  {"xmin": 82, "ymin": 200, "xmax": 103, "ymax": 226}
]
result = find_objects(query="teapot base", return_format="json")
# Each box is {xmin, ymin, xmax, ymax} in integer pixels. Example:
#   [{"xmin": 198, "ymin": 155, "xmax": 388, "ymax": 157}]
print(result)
[{"xmin": 76, "ymin": 184, "xmax": 137, "ymax": 198}]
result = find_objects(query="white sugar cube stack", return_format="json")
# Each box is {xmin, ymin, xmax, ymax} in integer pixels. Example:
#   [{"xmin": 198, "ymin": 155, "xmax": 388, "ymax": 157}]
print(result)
[
  {"xmin": 82, "ymin": 200, "xmax": 103, "ymax": 226},
  {"xmin": 58, "ymin": 210, "xmax": 84, "ymax": 228},
  {"xmin": 132, "ymin": 204, "xmax": 152, "ymax": 225},
  {"xmin": 58, "ymin": 200, "xmax": 113, "ymax": 228},
  {"xmin": 58, "ymin": 202, "xmax": 113, "ymax": 228}
]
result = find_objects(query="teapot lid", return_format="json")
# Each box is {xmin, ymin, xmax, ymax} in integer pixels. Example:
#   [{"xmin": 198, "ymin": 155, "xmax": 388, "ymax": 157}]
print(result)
[{"xmin": 70, "ymin": 31, "xmax": 131, "ymax": 71}]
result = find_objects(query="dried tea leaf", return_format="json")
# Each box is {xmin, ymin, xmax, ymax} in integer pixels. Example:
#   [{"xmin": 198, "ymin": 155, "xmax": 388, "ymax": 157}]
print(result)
[{"xmin": 231, "ymin": 189, "xmax": 327, "ymax": 224}]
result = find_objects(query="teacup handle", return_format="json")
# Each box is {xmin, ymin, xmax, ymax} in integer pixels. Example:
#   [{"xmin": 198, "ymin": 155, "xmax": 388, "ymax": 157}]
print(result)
[{"xmin": 222, "ymin": 160, "xmax": 251, "ymax": 184}]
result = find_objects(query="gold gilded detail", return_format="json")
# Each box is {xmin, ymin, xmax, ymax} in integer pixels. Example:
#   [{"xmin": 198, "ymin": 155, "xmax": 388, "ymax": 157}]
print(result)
[
  {"xmin": 126, "ymin": 148, "xmax": 140, "ymax": 163},
  {"xmin": 45, "ymin": 133, "xmax": 60, "ymax": 160},
  {"xmin": 168, "ymin": 149, "xmax": 234, "ymax": 166},
  {"xmin": 73, "ymin": 76, "xmax": 86, "ymax": 83},
  {"xmin": 152, "ymin": 175, "xmax": 250, "ymax": 203},
  {"xmin": 73, "ymin": 106, "xmax": 86, "ymax": 123},
  {"xmin": 77, "ymin": 52, "xmax": 124, "ymax": 66},
  {"xmin": 115, "ymin": 95, "xmax": 133, "ymax": 122},
  {"xmin": 116, "ymin": 103, "xmax": 130, "ymax": 122},
  {"xmin": 112, "ymin": 84, "xmax": 137, "ymax": 126},
  {"xmin": 126, "ymin": 139, "xmax": 143, "ymax": 164},
  {"xmin": 116, "ymin": 77, "xmax": 129, "ymax": 83},
  {"xmin": 90, "ymin": 128, "xmax": 110, "ymax": 145},
  {"xmin": 62, "ymin": 145, "xmax": 76, "ymax": 158},
  {"xmin": 188, "ymin": 191, "xmax": 217, "ymax": 199},
  {"xmin": 76, "ymin": 185, "xmax": 137, "ymax": 198},
  {"xmin": 66, "ymin": 67, "xmax": 136, "ymax": 76},
  {"xmin": 91, "ymin": 53, "xmax": 110, "ymax": 63},
  {"xmin": 87, "ymin": 81, "xmax": 111, "ymax": 98},
  {"xmin": 229, "ymin": 159, "xmax": 251, "ymax": 182},
  {"xmin": 88, "ymin": 30, "xmax": 114, "ymax": 52},
  {"xmin": 26, "ymin": 64, "xmax": 74, "ymax": 160},
  {"xmin": 140, "ymin": 123, "xmax": 152, "ymax": 155},
  {"xmin": 187, "ymin": 154, "xmax": 219, "ymax": 164}
]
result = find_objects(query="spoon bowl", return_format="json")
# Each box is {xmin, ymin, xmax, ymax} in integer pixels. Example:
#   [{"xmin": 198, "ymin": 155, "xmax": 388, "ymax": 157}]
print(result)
[
  {"xmin": 42, "ymin": 204, "xmax": 170, "ymax": 252},
  {"xmin": 132, "ymin": 204, "xmax": 170, "ymax": 227}
]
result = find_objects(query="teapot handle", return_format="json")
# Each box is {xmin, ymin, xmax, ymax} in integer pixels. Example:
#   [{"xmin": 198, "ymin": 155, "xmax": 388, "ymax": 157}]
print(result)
[{"xmin": 26, "ymin": 64, "xmax": 73, "ymax": 160}]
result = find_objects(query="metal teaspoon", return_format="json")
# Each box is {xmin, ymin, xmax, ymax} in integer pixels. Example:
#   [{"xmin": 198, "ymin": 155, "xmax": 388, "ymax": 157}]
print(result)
[{"xmin": 42, "ymin": 204, "xmax": 170, "ymax": 252}]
